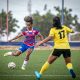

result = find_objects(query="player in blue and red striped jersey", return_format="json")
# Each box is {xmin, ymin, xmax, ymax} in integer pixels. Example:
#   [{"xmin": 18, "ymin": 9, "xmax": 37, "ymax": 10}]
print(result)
[{"xmin": 4, "ymin": 16, "xmax": 44, "ymax": 70}]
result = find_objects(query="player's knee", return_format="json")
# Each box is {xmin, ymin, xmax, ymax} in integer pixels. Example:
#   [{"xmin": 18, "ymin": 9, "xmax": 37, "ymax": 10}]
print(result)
[
  {"xmin": 12, "ymin": 52, "xmax": 20, "ymax": 56},
  {"xmin": 25, "ymin": 57, "xmax": 29, "ymax": 61},
  {"xmin": 48, "ymin": 61, "xmax": 53, "ymax": 64},
  {"xmin": 14, "ymin": 54, "xmax": 19, "ymax": 56},
  {"xmin": 47, "ymin": 60, "xmax": 52, "ymax": 64},
  {"xmin": 15, "ymin": 54, "xmax": 20, "ymax": 56}
]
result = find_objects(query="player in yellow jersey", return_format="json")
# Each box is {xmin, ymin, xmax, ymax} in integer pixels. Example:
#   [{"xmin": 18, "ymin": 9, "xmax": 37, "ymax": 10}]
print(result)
[{"xmin": 34, "ymin": 16, "xmax": 76, "ymax": 79}]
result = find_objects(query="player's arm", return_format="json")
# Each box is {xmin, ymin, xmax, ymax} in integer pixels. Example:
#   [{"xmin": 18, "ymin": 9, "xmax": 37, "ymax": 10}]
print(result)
[
  {"xmin": 71, "ymin": 30, "xmax": 74, "ymax": 33},
  {"xmin": 37, "ymin": 32, "xmax": 49, "ymax": 46},
  {"xmin": 65, "ymin": 25, "xmax": 75, "ymax": 33},
  {"xmin": 69, "ymin": 27, "xmax": 74, "ymax": 33},
  {"xmin": 35, "ymin": 28, "xmax": 54, "ymax": 47},
  {"xmin": 8, "ymin": 33, "xmax": 23, "ymax": 42},
  {"xmin": 37, "ymin": 32, "xmax": 44, "ymax": 40},
  {"xmin": 35, "ymin": 36, "xmax": 53, "ymax": 47}
]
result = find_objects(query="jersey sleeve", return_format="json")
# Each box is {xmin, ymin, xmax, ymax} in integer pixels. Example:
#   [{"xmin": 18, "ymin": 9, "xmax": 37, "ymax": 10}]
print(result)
[
  {"xmin": 65, "ymin": 26, "xmax": 73, "ymax": 33},
  {"xmin": 49, "ymin": 28, "xmax": 54, "ymax": 36},
  {"xmin": 21, "ymin": 31, "xmax": 26, "ymax": 36},
  {"xmin": 35, "ymin": 30, "xmax": 40, "ymax": 35}
]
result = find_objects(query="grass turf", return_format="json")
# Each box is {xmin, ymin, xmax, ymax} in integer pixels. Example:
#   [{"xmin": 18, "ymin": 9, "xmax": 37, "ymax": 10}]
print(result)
[{"xmin": 0, "ymin": 50, "xmax": 80, "ymax": 80}]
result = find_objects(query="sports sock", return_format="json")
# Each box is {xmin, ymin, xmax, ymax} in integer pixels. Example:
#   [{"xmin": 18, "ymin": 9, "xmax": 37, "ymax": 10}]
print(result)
[
  {"xmin": 40, "ymin": 61, "xmax": 50, "ymax": 74},
  {"xmin": 7, "ymin": 52, "xmax": 13, "ymax": 56},
  {"xmin": 66, "ymin": 63, "xmax": 73, "ymax": 70},
  {"xmin": 67, "ymin": 63, "xmax": 76, "ymax": 78},
  {"xmin": 22, "ymin": 60, "xmax": 28, "ymax": 67}
]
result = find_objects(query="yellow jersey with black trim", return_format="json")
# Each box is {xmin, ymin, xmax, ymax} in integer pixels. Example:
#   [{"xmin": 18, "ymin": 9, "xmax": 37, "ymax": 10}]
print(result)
[{"xmin": 49, "ymin": 25, "xmax": 73, "ymax": 49}]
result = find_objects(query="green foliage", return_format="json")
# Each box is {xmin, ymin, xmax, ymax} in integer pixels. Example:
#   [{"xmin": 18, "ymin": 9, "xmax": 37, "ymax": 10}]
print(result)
[
  {"xmin": 0, "ymin": 9, "xmax": 19, "ymax": 35},
  {"xmin": 54, "ymin": 6, "xmax": 80, "ymax": 31},
  {"xmin": 32, "ymin": 6, "xmax": 80, "ymax": 38},
  {"xmin": 32, "ymin": 10, "xmax": 54, "ymax": 37},
  {"xmin": 0, "ymin": 50, "xmax": 80, "ymax": 80},
  {"xmin": 0, "ymin": 6, "xmax": 80, "ymax": 39}
]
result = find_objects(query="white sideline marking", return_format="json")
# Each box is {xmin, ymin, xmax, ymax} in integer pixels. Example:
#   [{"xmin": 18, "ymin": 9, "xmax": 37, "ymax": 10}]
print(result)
[{"xmin": 0, "ymin": 75, "xmax": 80, "ymax": 77}]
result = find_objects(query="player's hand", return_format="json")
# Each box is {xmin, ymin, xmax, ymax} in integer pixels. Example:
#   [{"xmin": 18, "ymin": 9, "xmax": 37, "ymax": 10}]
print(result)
[
  {"xmin": 35, "ymin": 41, "xmax": 42, "ymax": 48},
  {"xmin": 8, "ymin": 39, "xmax": 13, "ymax": 42},
  {"xmin": 35, "ymin": 43, "xmax": 40, "ymax": 48},
  {"xmin": 43, "ymin": 43, "xmax": 47, "ymax": 46}
]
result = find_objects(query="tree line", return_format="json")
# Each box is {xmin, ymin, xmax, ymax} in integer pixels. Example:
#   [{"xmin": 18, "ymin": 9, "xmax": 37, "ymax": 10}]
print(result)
[{"xmin": 0, "ymin": 6, "xmax": 80, "ymax": 38}]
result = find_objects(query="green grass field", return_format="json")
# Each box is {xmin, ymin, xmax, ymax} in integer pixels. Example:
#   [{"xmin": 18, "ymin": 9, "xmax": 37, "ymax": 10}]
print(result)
[{"xmin": 0, "ymin": 50, "xmax": 80, "ymax": 80}]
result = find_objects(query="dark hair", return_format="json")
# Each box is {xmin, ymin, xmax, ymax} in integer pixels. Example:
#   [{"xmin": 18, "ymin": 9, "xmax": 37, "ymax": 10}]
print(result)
[
  {"xmin": 53, "ymin": 16, "xmax": 62, "ymax": 29},
  {"xmin": 24, "ymin": 16, "xmax": 33, "ymax": 24}
]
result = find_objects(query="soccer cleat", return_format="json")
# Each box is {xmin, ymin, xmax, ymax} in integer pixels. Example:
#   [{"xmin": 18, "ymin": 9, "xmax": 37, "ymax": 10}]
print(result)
[
  {"xmin": 4, "ymin": 52, "xmax": 12, "ymax": 56},
  {"xmin": 70, "ymin": 69, "xmax": 76, "ymax": 78},
  {"xmin": 34, "ymin": 71, "xmax": 41, "ymax": 80},
  {"xmin": 21, "ymin": 66, "xmax": 26, "ymax": 70}
]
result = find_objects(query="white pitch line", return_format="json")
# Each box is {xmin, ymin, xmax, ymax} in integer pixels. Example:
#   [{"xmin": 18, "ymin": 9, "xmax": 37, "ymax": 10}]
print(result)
[{"xmin": 0, "ymin": 75, "xmax": 80, "ymax": 77}]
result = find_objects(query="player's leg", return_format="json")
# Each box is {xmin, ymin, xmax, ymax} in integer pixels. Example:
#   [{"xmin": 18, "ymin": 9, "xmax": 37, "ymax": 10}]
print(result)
[
  {"xmin": 4, "ymin": 43, "xmax": 26, "ymax": 56},
  {"xmin": 40, "ymin": 55, "xmax": 58, "ymax": 74},
  {"xmin": 4, "ymin": 50, "xmax": 21, "ymax": 56},
  {"xmin": 35, "ymin": 55, "xmax": 58, "ymax": 79},
  {"xmin": 21, "ymin": 48, "xmax": 33, "ymax": 70},
  {"xmin": 63, "ymin": 49, "xmax": 76, "ymax": 78},
  {"xmin": 35, "ymin": 49, "xmax": 60, "ymax": 79},
  {"xmin": 64, "ymin": 57, "xmax": 76, "ymax": 78}
]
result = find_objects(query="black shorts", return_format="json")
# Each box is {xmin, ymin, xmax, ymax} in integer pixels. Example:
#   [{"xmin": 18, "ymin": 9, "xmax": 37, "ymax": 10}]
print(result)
[{"xmin": 52, "ymin": 49, "xmax": 71, "ymax": 58}]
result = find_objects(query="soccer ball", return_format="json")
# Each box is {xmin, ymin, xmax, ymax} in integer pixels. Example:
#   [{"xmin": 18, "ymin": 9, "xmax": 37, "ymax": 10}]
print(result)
[{"xmin": 8, "ymin": 62, "xmax": 16, "ymax": 69}]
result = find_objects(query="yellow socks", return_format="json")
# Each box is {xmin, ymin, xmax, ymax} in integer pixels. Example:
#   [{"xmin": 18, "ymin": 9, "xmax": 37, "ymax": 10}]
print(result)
[
  {"xmin": 66, "ymin": 63, "xmax": 73, "ymax": 70},
  {"xmin": 40, "ymin": 62, "xmax": 49, "ymax": 74}
]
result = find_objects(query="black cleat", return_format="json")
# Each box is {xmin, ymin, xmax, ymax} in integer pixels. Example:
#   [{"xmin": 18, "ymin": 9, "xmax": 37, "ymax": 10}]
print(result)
[{"xmin": 70, "ymin": 69, "xmax": 76, "ymax": 78}]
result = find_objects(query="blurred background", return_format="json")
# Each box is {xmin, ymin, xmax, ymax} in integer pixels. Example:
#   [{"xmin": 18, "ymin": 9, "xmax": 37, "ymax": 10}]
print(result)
[
  {"xmin": 0, "ymin": 1, "xmax": 80, "ymax": 80},
  {"xmin": 0, "ymin": 0, "xmax": 80, "ymax": 42}
]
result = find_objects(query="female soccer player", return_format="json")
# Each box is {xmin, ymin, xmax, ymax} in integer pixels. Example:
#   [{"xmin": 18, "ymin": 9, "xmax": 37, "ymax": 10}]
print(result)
[
  {"xmin": 4, "ymin": 16, "xmax": 44, "ymax": 70},
  {"xmin": 34, "ymin": 16, "xmax": 76, "ymax": 79}
]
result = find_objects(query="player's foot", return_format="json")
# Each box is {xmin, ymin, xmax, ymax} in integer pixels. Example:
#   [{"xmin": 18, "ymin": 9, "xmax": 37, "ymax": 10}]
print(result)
[
  {"xmin": 4, "ymin": 52, "xmax": 12, "ymax": 56},
  {"xmin": 34, "ymin": 71, "xmax": 41, "ymax": 80},
  {"xmin": 21, "ymin": 66, "xmax": 26, "ymax": 70},
  {"xmin": 70, "ymin": 69, "xmax": 76, "ymax": 78}
]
